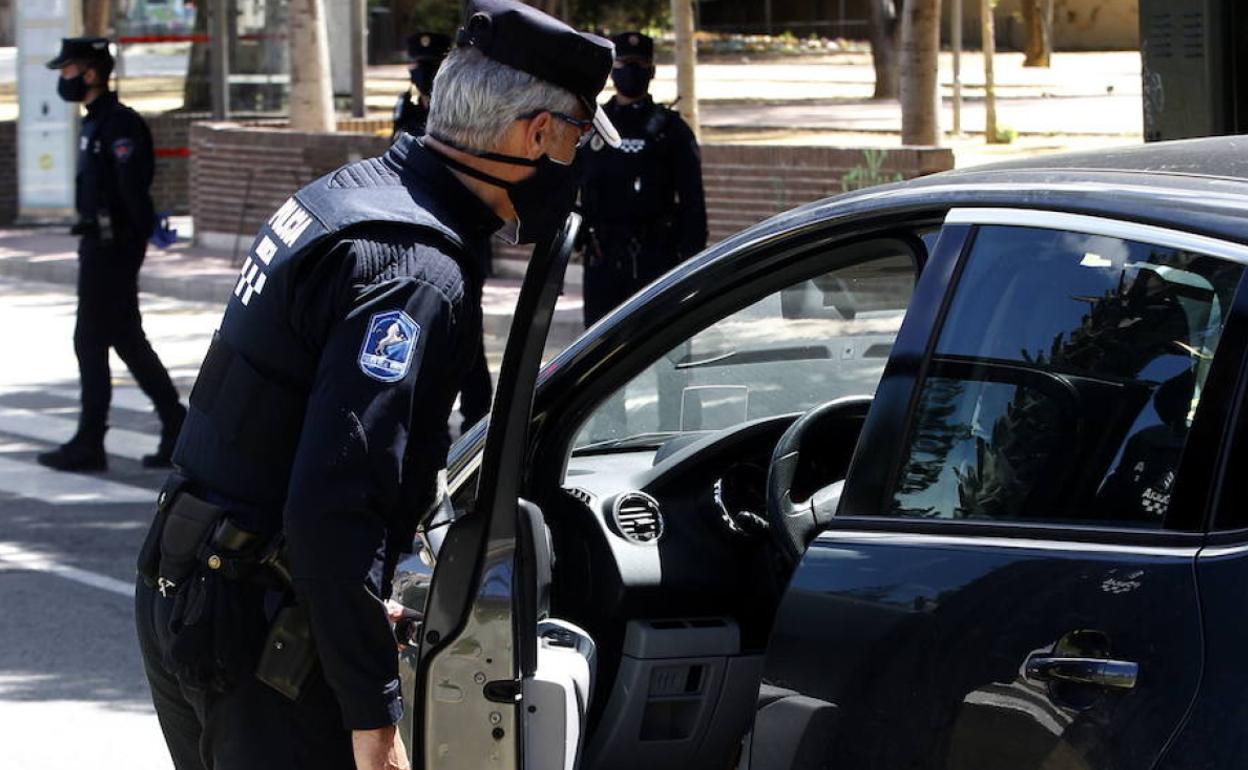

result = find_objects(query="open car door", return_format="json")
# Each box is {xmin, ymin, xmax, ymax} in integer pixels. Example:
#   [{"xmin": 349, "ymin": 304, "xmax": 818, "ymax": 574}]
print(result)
[{"xmin": 410, "ymin": 214, "xmax": 591, "ymax": 770}]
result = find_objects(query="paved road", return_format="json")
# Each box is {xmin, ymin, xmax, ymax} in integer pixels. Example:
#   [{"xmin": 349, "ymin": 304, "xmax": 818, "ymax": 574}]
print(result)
[{"xmin": 0, "ymin": 278, "xmax": 220, "ymax": 770}]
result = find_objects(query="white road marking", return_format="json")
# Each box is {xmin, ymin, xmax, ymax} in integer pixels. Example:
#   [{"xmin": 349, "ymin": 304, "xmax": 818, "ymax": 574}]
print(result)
[
  {"xmin": 0, "ymin": 455, "xmax": 155, "ymax": 504},
  {"xmin": 0, "ymin": 542, "xmax": 134, "ymax": 598},
  {"xmin": 0, "ymin": 405, "xmax": 157, "ymax": 461}
]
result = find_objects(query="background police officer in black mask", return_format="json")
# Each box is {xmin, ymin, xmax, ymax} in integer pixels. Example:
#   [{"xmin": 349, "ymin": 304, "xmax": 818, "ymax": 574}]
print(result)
[
  {"xmin": 134, "ymin": 2, "xmax": 618, "ymax": 769},
  {"xmin": 391, "ymin": 31, "xmax": 451, "ymax": 141},
  {"xmin": 392, "ymin": 30, "xmax": 494, "ymax": 437},
  {"xmin": 38, "ymin": 38, "xmax": 185, "ymax": 472},
  {"xmin": 578, "ymin": 31, "xmax": 708, "ymax": 326}
]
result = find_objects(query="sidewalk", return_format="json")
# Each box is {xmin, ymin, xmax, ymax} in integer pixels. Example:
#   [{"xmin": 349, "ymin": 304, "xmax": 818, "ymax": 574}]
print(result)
[{"xmin": 0, "ymin": 227, "xmax": 588, "ymax": 363}]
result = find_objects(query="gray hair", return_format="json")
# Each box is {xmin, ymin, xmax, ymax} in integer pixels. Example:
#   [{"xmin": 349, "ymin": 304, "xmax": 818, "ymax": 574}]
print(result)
[{"xmin": 427, "ymin": 47, "xmax": 581, "ymax": 153}]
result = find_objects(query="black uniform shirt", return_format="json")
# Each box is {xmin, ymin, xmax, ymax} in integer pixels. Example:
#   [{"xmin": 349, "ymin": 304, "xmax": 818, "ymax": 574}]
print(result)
[
  {"xmin": 578, "ymin": 95, "xmax": 707, "ymax": 264},
  {"xmin": 78, "ymin": 91, "xmax": 155, "ymax": 241},
  {"xmin": 180, "ymin": 137, "xmax": 499, "ymax": 729},
  {"xmin": 392, "ymin": 91, "xmax": 431, "ymax": 141}
]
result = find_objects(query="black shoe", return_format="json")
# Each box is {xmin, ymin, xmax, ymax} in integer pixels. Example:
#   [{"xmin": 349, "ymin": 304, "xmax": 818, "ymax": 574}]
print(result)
[
  {"xmin": 142, "ymin": 404, "xmax": 186, "ymax": 468},
  {"xmin": 37, "ymin": 441, "xmax": 107, "ymax": 472}
]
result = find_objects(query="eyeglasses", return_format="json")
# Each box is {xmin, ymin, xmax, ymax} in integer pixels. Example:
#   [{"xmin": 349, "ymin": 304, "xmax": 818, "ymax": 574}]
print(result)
[{"xmin": 518, "ymin": 109, "xmax": 596, "ymax": 148}]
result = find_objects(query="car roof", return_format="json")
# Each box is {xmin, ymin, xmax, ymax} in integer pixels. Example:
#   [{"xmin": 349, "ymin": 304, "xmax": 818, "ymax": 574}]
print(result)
[
  {"xmin": 932, "ymin": 134, "xmax": 1248, "ymax": 183},
  {"xmin": 700, "ymin": 136, "xmax": 1248, "ymax": 264}
]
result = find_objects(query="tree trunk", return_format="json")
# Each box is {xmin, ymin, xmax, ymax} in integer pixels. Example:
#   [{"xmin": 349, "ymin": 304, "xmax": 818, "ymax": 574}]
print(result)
[
  {"xmin": 525, "ymin": 0, "xmax": 562, "ymax": 16},
  {"xmin": 182, "ymin": 3, "xmax": 213, "ymax": 112},
  {"xmin": 899, "ymin": 0, "xmax": 941, "ymax": 145},
  {"xmin": 1021, "ymin": 0, "xmax": 1053, "ymax": 67},
  {"xmin": 289, "ymin": 0, "xmax": 335, "ymax": 132},
  {"xmin": 982, "ymin": 0, "xmax": 1002, "ymax": 142},
  {"xmin": 868, "ymin": 0, "xmax": 902, "ymax": 100},
  {"xmin": 83, "ymin": 0, "xmax": 111, "ymax": 36},
  {"xmin": 671, "ymin": 0, "xmax": 700, "ymax": 141}
]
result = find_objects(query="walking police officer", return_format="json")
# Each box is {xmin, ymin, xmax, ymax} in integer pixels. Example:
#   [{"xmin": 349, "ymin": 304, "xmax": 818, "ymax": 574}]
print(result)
[
  {"xmin": 578, "ymin": 31, "xmax": 708, "ymax": 326},
  {"xmin": 134, "ymin": 3, "xmax": 618, "ymax": 769},
  {"xmin": 391, "ymin": 32, "xmax": 451, "ymax": 142},
  {"xmin": 39, "ymin": 38, "xmax": 185, "ymax": 472}
]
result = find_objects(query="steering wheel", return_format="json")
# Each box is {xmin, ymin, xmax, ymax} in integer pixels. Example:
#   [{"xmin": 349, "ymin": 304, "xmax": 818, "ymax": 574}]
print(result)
[{"xmin": 766, "ymin": 396, "xmax": 873, "ymax": 565}]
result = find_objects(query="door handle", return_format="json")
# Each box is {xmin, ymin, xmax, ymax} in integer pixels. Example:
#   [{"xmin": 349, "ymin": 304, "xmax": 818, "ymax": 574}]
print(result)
[{"xmin": 1025, "ymin": 656, "xmax": 1139, "ymax": 690}]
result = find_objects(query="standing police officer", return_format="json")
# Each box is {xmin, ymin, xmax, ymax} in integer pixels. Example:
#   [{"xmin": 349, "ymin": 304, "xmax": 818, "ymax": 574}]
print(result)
[
  {"xmin": 578, "ymin": 31, "xmax": 708, "ymax": 326},
  {"xmin": 134, "ymin": 3, "xmax": 618, "ymax": 769},
  {"xmin": 391, "ymin": 32, "xmax": 451, "ymax": 141},
  {"xmin": 39, "ymin": 38, "xmax": 185, "ymax": 472}
]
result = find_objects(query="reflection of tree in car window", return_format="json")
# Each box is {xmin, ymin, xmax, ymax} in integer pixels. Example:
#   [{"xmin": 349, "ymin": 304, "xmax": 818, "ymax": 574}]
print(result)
[{"xmin": 890, "ymin": 227, "xmax": 1242, "ymax": 527}]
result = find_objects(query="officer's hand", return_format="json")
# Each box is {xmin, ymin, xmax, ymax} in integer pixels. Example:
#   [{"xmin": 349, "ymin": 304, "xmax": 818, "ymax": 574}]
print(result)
[{"xmin": 352, "ymin": 725, "xmax": 410, "ymax": 770}]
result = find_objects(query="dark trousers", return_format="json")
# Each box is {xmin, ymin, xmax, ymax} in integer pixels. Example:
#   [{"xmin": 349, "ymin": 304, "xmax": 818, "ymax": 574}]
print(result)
[
  {"xmin": 459, "ymin": 330, "xmax": 493, "ymax": 431},
  {"xmin": 76, "ymin": 236, "xmax": 180, "ymax": 438},
  {"xmin": 135, "ymin": 578, "xmax": 355, "ymax": 770}
]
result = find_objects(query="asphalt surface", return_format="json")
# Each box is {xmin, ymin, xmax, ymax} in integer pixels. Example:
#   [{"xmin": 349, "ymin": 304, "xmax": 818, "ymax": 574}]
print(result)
[{"xmin": 0, "ymin": 278, "xmax": 219, "ymax": 770}]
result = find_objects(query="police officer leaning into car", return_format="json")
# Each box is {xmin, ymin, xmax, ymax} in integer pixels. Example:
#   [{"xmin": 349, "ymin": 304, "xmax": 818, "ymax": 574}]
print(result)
[
  {"xmin": 578, "ymin": 31, "xmax": 708, "ymax": 326},
  {"xmin": 38, "ymin": 38, "xmax": 186, "ymax": 473},
  {"xmin": 133, "ymin": 3, "xmax": 618, "ymax": 769},
  {"xmin": 391, "ymin": 31, "xmax": 451, "ymax": 142}
]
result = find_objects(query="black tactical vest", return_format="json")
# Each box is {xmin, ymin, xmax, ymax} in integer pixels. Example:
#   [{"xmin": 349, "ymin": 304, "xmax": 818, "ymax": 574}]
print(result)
[{"xmin": 172, "ymin": 138, "xmax": 470, "ymax": 526}]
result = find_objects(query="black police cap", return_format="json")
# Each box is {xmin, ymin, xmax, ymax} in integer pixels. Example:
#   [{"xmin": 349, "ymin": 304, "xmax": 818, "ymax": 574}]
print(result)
[
  {"xmin": 406, "ymin": 32, "xmax": 452, "ymax": 61},
  {"xmin": 46, "ymin": 37, "xmax": 112, "ymax": 70},
  {"xmin": 611, "ymin": 31, "xmax": 654, "ymax": 61},
  {"xmin": 457, "ymin": 0, "xmax": 620, "ymax": 148}
]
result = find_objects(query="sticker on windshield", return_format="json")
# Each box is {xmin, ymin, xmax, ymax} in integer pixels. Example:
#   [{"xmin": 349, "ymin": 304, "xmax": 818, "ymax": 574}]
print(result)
[{"xmin": 358, "ymin": 310, "xmax": 420, "ymax": 382}]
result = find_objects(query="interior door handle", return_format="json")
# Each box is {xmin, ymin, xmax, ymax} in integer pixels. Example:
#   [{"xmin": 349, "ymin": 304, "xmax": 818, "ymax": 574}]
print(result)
[{"xmin": 1025, "ymin": 656, "xmax": 1139, "ymax": 690}]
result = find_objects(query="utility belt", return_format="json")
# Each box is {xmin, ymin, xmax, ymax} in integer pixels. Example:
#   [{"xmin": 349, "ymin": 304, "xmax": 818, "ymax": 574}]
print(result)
[{"xmin": 138, "ymin": 474, "xmax": 315, "ymax": 700}]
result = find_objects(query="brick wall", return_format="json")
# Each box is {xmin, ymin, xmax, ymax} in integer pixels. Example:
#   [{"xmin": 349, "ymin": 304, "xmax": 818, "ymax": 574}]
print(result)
[
  {"xmin": 191, "ymin": 121, "xmax": 390, "ymax": 254},
  {"xmin": 0, "ymin": 121, "xmax": 15, "ymax": 225},
  {"xmin": 190, "ymin": 121, "xmax": 954, "ymax": 262},
  {"xmin": 0, "ymin": 112, "xmax": 279, "ymax": 226}
]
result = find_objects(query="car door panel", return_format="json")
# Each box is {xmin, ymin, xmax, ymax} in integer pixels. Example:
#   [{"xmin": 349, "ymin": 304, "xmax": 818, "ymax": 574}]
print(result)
[
  {"xmin": 763, "ymin": 533, "xmax": 1201, "ymax": 769},
  {"xmin": 756, "ymin": 210, "xmax": 1248, "ymax": 770}
]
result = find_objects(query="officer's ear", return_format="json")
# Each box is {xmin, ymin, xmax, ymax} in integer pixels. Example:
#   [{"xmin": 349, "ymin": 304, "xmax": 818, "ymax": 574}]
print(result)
[
  {"xmin": 524, "ymin": 111, "xmax": 556, "ymax": 160},
  {"xmin": 81, "ymin": 66, "xmax": 100, "ymax": 87}
]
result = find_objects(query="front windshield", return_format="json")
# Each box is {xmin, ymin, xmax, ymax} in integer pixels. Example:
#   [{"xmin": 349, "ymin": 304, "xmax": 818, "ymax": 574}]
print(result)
[{"xmin": 571, "ymin": 251, "xmax": 917, "ymax": 454}]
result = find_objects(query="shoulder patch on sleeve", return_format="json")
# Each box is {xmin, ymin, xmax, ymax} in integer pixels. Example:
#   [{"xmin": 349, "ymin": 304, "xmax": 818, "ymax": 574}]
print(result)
[
  {"xmin": 359, "ymin": 310, "xmax": 421, "ymax": 382},
  {"xmin": 111, "ymin": 137, "xmax": 134, "ymax": 163}
]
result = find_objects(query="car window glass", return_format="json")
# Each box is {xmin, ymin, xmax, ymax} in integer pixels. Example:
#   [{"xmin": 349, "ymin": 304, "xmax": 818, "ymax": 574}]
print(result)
[
  {"xmin": 886, "ymin": 225, "xmax": 1242, "ymax": 527},
  {"xmin": 568, "ymin": 249, "xmax": 917, "ymax": 460}
]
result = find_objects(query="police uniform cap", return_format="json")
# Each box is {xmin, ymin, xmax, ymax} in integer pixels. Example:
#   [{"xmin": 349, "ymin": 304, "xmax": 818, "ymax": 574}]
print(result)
[
  {"xmin": 406, "ymin": 32, "xmax": 452, "ymax": 61},
  {"xmin": 46, "ymin": 37, "xmax": 112, "ymax": 69},
  {"xmin": 611, "ymin": 31, "xmax": 654, "ymax": 61},
  {"xmin": 457, "ymin": 0, "xmax": 621, "ymax": 148}
]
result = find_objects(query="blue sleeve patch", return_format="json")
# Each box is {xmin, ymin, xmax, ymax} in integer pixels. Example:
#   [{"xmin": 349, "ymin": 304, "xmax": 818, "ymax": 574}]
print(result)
[
  {"xmin": 359, "ymin": 310, "xmax": 421, "ymax": 382},
  {"xmin": 112, "ymin": 138, "xmax": 134, "ymax": 163}
]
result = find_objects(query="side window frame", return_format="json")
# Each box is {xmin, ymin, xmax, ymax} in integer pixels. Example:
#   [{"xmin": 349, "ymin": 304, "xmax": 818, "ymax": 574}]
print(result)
[{"xmin": 836, "ymin": 208, "xmax": 1248, "ymax": 541}]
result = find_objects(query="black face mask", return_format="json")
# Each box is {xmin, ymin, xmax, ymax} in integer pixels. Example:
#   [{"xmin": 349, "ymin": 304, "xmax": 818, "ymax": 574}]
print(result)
[
  {"xmin": 409, "ymin": 61, "xmax": 440, "ymax": 97},
  {"xmin": 429, "ymin": 137, "xmax": 579, "ymax": 245},
  {"xmin": 58, "ymin": 74, "xmax": 89, "ymax": 103},
  {"xmin": 611, "ymin": 63, "xmax": 652, "ymax": 99}
]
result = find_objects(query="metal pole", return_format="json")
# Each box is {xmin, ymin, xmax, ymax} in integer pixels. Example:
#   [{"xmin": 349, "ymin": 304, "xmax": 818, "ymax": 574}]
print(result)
[
  {"xmin": 350, "ymin": 0, "xmax": 366, "ymax": 118},
  {"xmin": 210, "ymin": 0, "xmax": 230, "ymax": 119},
  {"xmin": 952, "ymin": 0, "xmax": 962, "ymax": 135},
  {"xmin": 764, "ymin": 0, "xmax": 772, "ymax": 35}
]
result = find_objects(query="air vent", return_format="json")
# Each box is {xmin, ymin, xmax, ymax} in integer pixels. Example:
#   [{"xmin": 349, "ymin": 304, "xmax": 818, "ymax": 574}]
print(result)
[
  {"xmin": 612, "ymin": 492, "xmax": 664, "ymax": 544},
  {"xmin": 566, "ymin": 486, "xmax": 596, "ymax": 508}
]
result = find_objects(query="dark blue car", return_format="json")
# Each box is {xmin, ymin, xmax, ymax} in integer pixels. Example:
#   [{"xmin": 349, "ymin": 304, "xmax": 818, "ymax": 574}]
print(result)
[{"xmin": 396, "ymin": 137, "xmax": 1248, "ymax": 770}]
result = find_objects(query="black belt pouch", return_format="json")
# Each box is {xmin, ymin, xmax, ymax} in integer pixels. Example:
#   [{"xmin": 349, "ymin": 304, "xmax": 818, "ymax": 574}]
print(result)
[{"xmin": 156, "ymin": 494, "xmax": 266, "ymax": 692}]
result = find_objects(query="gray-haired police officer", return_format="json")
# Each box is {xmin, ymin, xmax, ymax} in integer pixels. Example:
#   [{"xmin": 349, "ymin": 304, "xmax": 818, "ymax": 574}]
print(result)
[
  {"xmin": 38, "ymin": 37, "xmax": 186, "ymax": 472},
  {"xmin": 578, "ymin": 31, "xmax": 708, "ymax": 326},
  {"xmin": 392, "ymin": 32, "xmax": 451, "ymax": 142},
  {"xmin": 134, "ymin": 2, "xmax": 618, "ymax": 770}
]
